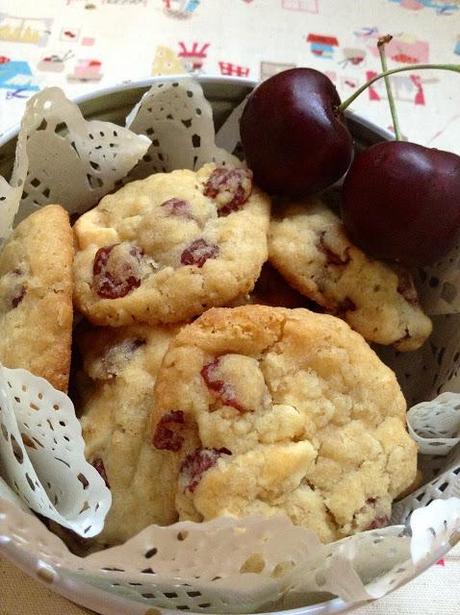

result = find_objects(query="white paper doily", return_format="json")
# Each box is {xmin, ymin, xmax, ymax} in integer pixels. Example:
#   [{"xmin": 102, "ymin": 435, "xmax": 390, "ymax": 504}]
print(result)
[
  {"xmin": 0, "ymin": 88, "xmax": 150, "ymax": 239},
  {"xmin": 0, "ymin": 365, "xmax": 111, "ymax": 537},
  {"xmin": 126, "ymin": 77, "xmax": 240, "ymax": 180}
]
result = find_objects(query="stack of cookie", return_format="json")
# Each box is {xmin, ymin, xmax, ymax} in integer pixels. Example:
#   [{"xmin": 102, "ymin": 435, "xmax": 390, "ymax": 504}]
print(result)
[{"xmin": 0, "ymin": 164, "xmax": 426, "ymax": 549}]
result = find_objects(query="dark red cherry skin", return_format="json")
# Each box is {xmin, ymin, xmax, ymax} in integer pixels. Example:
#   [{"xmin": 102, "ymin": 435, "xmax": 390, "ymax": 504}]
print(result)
[
  {"xmin": 240, "ymin": 68, "xmax": 353, "ymax": 196},
  {"xmin": 342, "ymin": 141, "xmax": 460, "ymax": 267}
]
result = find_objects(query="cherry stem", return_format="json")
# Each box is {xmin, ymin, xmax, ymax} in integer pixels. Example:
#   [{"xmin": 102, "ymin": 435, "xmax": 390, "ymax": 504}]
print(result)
[
  {"xmin": 339, "ymin": 63, "xmax": 460, "ymax": 113},
  {"xmin": 377, "ymin": 35, "xmax": 402, "ymax": 141}
]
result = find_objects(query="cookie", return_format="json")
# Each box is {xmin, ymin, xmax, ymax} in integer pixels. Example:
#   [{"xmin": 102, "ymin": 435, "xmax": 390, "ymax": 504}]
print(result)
[
  {"xmin": 0, "ymin": 205, "xmax": 73, "ymax": 391},
  {"xmin": 77, "ymin": 323, "xmax": 179, "ymax": 546},
  {"xmin": 151, "ymin": 305, "xmax": 417, "ymax": 543},
  {"xmin": 268, "ymin": 199, "xmax": 432, "ymax": 351},
  {"xmin": 73, "ymin": 164, "xmax": 270, "ymax": 326}
]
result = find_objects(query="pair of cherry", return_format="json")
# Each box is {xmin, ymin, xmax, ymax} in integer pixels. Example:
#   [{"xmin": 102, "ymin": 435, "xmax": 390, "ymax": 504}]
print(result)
[{"xmin": 240, "ymin": 64, "xmax": 460, "ymax": 267}]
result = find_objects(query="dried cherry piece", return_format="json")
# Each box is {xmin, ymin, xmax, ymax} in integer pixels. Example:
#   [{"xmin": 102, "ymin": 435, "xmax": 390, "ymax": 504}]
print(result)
[
  {"xmin": 200, "ymin": 358, "xmax": 244, "ymax": 411},
  {"xmin": 93, "ymin": 246, "xmax": 113, "ymax": 276},
  {"xmin": 396, "ymin": 268, "xmax": 419, "ymax": 306},
  {"xmin": 180, "ymin": 447, "xmax": 231, "ymax": 493},
  {"xmin": 160, "ymin": 198, "xmax": 193, "ymax": 219},
  {"xmin": 152, "ymin": 410, "xmax": 186, "ymax": 452},
  {"xmin": 366, "ymin": 515, "xmax": 390, "ymax": 530},
  {"xmin": 93, "ymin": 244, "xmax": 143, "ymax": 299},
  {"xmin": 92, "ymin": 458, "xmax": 110, "ymax": 488},
  {"xmin": 318, "ymin": 231, "xmax": 350, "ymax": 266},
  {"xmin": 1, "ymin": 268, "xmax": 27, "ymax": 310},
  {"xmin": 203, "ymin": 167, "xmax": 253, "ymax": 216},
  {"xmin": 180, "ymin": 239, "xmax": 219, "ymax": 268},
  {"xmin": 364, "ymin": 498, "xmax": 389, "ymax": 530},
  {"xmin": 11, "ymin": 285, "xmax": 26, "ymax": 308}
]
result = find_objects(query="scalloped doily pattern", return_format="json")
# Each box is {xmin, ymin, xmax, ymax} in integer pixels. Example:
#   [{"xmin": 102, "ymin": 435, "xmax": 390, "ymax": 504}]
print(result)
[
  {"xmin": 0, "ymin": 88, "xmax": 150, "ymax": 239},
  {"xmin": 0, "ymin": 365, "xmax": 111, "ymax": 537}
]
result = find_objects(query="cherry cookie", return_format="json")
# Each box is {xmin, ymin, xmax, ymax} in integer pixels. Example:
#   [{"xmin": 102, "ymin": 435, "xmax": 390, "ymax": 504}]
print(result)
[
  {"xmin": 73, "ymin": 164, "xmax": 270, "ymax": 326},
  {"xmin": 0, "ymin": 205, "xmax": 73, "ymax": 392},
  {"xmin": 151, "ymin": 305, "xmax": 417, "ymax": 543},
  {"xmin": 78, "ymin": 323, "xmax": 179, "ymax": 546},
  {"xmin": 269, "ymin": 199, "xmax": 432, "ymax": 351}
]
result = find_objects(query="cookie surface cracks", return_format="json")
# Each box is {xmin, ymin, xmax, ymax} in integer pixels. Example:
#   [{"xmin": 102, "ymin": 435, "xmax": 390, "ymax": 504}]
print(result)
[{"xmin": 151, "ymin": 305, "xmax": 417, "ymax": 542}]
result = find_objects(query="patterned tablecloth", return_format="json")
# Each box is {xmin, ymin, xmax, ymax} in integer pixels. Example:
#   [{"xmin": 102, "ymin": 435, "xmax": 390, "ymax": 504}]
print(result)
[{"xmin": 0, "ymin": 0, "xmax": 460, "ymax": 614}]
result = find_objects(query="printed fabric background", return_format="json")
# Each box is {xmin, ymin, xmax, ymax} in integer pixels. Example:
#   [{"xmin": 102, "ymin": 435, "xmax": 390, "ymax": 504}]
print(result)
[
  {"xmin": 0, "ymin": 0, "xmax": 459, "ymax": 152},
  {"xmin": 0, "ymin": 0, "xmax": 460, "ymax": 614}
]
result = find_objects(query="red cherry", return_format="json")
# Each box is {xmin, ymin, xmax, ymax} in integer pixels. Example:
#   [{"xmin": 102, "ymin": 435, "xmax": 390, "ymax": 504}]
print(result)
[
  {"xmin": 240, "ymin": 68, "xmax": 353, "ymax": 196},
  {"xmin": 342, "ymin": 141, "xmax": 460, "ymax": 266}
]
